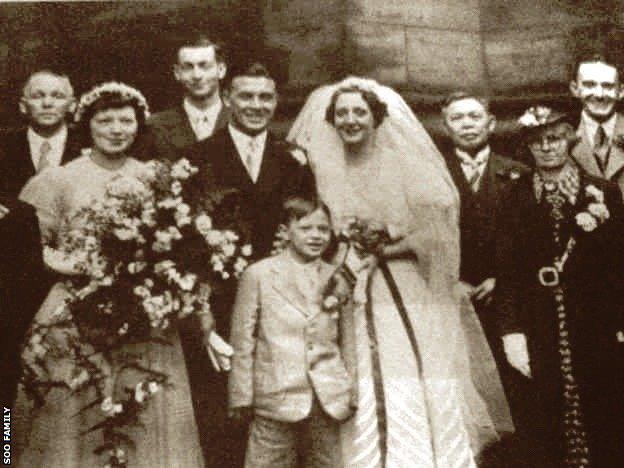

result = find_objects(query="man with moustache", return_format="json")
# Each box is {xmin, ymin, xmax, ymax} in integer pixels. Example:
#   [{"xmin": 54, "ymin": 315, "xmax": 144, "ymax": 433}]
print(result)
[
  {"xmin": 0, "ymin": 70, "xmax": 82, "ymax": 197},
  {"xmin": 570, "ymin": 55, "xmax": 624, "ymax": 197},
  {"xmin": 148, "ymin": 36, "xmax": 229, "ymax": 161},
  {"xmin": 184, "ymin": 58, "xmax": 316, "ymax": 468}
]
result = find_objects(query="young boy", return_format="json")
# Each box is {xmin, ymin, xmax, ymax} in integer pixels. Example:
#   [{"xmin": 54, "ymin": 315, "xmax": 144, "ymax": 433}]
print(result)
[{"xmin": 228, "ymin": 196, "xmax": 355, "ymax": 468}]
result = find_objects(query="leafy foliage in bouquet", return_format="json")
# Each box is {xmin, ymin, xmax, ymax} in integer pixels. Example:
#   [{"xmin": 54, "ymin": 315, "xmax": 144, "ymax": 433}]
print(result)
[
  {"xmin": 21, "ymin": 158, "xmax": 251, "ymax": 467},
  {"xmin": 338, "ymin": 217, "xmax": 392, "ymax": 256}
]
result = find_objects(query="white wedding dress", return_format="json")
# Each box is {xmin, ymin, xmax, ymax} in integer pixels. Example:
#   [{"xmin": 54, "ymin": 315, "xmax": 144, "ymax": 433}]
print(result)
[
  {"xmin": 289, "ymin": 78, "xmax": 513, "ymax": 468},
  {"xmin": 14, "ymin": 155, "xmax": 204, "ymax": 467}
]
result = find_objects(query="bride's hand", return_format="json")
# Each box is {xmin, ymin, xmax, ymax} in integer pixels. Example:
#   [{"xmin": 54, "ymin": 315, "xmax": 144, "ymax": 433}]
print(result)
[{"xmin": 381, "ymin": 230, "xmax": 420, "ymax": 260}]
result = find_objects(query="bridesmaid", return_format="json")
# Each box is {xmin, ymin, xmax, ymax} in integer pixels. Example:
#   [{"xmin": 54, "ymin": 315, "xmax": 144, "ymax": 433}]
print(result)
[{"xmin": 15, "ymin": 83, "xmax": 205, "ymax": 467}]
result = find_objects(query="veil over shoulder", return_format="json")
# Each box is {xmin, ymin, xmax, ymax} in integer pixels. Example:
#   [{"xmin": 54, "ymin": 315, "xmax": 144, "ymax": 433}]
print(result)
[{"xmin": 288, "ymin": 77, "xmax": 513, "ymax": 466}]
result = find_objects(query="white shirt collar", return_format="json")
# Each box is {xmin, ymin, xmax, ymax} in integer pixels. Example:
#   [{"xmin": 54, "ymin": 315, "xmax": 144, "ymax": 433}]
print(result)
[
  {"xmin": 581, "ymin": 110, "xmax": 617, "ymax": 145},
  {"xmin": 228, "ymin": 124, "xmax": 268, "ymax": 152},
  {"xmin": 183, "ymin": 98, "xmax": 223, "ymax": 140},
  {"xmin": 455, "ymin": 145, "xmax": 491, "ymax": 167},
  {"xmin": 228, "ymin": 124, "xmax": 268, "ymax": 182},
  {"xmin": 27, "ymin": 125, "xmax": 68, "ymax": 169}
]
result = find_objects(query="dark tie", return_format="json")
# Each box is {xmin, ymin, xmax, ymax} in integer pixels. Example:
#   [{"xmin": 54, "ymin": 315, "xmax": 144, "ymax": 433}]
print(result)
[{"xmin": 593, "ymin": 125, "xmax": 609, "ymax": 174}]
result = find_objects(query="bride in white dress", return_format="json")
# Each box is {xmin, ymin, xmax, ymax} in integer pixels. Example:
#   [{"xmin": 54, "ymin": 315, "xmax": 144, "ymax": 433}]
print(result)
[
  {"xmin": 14, "ymin": 83, "xmax": 204, "ymax": 467},
  {"xmin": 288, "ymin": 77, "xmax": 513, "ymax": 467}
]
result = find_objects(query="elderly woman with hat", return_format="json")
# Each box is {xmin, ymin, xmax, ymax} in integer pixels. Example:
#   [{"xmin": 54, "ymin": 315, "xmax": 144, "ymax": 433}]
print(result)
[{"xmin": 496, "ymin": 106, "xmax": 624, "ymax": 467}]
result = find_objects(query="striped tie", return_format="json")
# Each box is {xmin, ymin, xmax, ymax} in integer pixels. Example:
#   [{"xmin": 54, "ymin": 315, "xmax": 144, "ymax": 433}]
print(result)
[
  {"xmin": 593, "ymin": 125, "xmax": 609, "ymax": 174},
  {"xmin": 37, "ymin": 140, "xmax": 52, "ymax": 173}
]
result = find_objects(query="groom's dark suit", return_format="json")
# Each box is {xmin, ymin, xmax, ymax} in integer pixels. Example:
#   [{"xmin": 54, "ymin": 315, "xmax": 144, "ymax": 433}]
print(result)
[
  {"xmin": 0, "ymin": 197, "xmax": 47, "ymax": 406},
  {"xmin": 0, "ymin": 126, "xmax": 83, "ymax": 198},
  {"xmin": 183, "ymin": 126, "xmax": 316, "ymax": 467}
]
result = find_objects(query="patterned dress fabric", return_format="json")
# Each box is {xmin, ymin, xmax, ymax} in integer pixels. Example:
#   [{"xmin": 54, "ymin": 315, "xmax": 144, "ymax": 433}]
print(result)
[{"xmin": 14, "ymin": 155, "xmax": 204, "ymax": 468}]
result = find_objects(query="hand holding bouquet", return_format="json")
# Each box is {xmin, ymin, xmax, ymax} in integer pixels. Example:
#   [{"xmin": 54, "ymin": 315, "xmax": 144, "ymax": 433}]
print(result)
[
  {"xmin": 339, "ymin": 217, "xmax": 394, "ymax": 256},
  {"xmin": 21, "ymin": 157, "xmax": 252, "ymax": 467}
]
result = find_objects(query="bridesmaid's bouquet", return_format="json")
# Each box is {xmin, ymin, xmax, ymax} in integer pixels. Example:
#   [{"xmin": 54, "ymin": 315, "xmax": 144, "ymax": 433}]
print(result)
[{"xmin": 21, "ymin": 158, "xmax": 251, "ymax": 467}]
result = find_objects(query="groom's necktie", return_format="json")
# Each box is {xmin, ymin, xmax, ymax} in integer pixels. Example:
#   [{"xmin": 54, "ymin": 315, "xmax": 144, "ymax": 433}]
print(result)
[
  {"xmin": 37, "ymin": 140, "xmax": 52, "ymax": 173},
  {"xmin": 245, "ymin": 138, "xmax": 260, "ymax": 183},
  {"xmin": 593, "ymin": 124, "xmax": 609, "ymax": 174}
]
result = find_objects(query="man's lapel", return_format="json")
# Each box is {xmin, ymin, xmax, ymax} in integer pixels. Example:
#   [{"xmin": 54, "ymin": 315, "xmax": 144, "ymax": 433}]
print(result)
[
  {"xmin": 16, "ymin": 128, "xmax": 36, "ymax": 177},
  {"xmin": 443, "ymin": 149, "xmax": 472, "ymax": 196},
  {"xmin": 166, "ymin": 106, "xmax": 197, "ymax": 148},
  {"xmin": 61, "ymin": 128, "xmax": 83, "ymax": 165},
  {"xmin": 255, "ymin": 133, "xmax": 281, "ymax": 194},
  {"xmin": 221, "ymin": 128, "xmax": 255, "ymax": 191},
  {"xmin": 605, "ymin": 114, "xmax": 624, "ymax": 180},
  {"xmin": 485, "ymin": 153, "xmax": 513, "ymax": 196},
  {"xmin": 214, "ymin": 104, "xmax": 230, "ymax": 134},
  {"xmin": 270, "ymin": 252, "xmax": 309, "ymax": 317},
  {"xmin": 478, "ymin": 154, "xmax": 497, "ymax": 196},
  {"xmin": 572, "ymin": 121, "xmax": 602, "ymax": 176}
]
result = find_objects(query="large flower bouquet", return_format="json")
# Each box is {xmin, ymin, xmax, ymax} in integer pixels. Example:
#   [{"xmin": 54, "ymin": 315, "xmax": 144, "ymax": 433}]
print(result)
[{"xmin": 21, "ymin": 157, "xmax": 251, "ymax": 467}]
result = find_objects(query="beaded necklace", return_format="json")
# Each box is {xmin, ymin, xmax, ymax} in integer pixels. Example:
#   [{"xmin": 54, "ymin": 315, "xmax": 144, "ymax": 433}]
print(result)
[{"xmin": 542, "ymin": 181, "xmax": 591, "ymax": 467}]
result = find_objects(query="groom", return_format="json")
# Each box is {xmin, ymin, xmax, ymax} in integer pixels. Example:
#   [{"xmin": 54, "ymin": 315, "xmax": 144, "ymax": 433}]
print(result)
[{"xmin": 184, "ymin": 56, "xmax": 316, "ymax": 467}]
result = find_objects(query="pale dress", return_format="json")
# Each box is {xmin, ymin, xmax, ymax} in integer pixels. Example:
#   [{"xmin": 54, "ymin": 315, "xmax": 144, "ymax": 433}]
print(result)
[
  {"xmin": 14, "ymin": 155, "xmax": 204, "ymax": 467},
  {"xmin": 320, "ymin": 152, "xmax": 512, "ymax": 468},
  {"xmin": 288, "ymin": 77, "xmax": 513, "ymax": 468}
]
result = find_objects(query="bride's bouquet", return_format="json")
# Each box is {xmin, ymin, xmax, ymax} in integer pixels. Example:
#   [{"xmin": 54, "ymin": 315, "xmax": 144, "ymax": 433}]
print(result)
[
  {"xmin": 338, "ymin": 216, "xmax": 393, "ymax": 257},
  {"xmin": 21, "ymin": 158, "xmax": 251, "ymax": 467}
]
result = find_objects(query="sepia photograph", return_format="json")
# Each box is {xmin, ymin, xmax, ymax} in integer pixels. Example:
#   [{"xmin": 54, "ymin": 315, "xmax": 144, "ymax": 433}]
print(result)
[{"xmin": 1, "ymin": 1, "xmax": 623, "ymax": 467}]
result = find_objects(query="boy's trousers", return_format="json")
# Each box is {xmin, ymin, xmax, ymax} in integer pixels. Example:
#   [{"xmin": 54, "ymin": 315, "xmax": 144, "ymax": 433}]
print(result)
[{"xmin": 245, "ymin": 400, "xmax": 342, "ymax": 468}]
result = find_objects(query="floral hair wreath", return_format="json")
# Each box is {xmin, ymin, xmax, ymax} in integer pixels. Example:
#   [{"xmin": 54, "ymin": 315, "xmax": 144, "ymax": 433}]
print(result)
[
  {"xmin": 339, "ymin": 76, "xmax": 380, "ymax": 94},
  {"xmin": 74, "ymin": 81, "xmax": 150, "ymax": 123},
  {"xmin": 518, "ymin": 105, "xmax": 558, "ymax": 128}
]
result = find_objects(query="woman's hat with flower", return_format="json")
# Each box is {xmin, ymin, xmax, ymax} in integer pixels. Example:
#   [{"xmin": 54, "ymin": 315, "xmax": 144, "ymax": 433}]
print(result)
[{"xmin": 517, "ymin": 106, "xmax": 569, "ymax": 133}]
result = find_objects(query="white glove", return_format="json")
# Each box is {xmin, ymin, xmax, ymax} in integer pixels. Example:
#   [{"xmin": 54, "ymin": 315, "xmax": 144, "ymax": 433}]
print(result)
[
  {"xmin": 503, "ymin": 333, "xmax": 531, "ymax": 378},
  {"xmin": 205, "ymin": 331, "xmax": 234, "ymax": 372}
]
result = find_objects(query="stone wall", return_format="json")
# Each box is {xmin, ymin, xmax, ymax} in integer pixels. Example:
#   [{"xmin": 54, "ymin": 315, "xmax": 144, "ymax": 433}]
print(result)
[
  {"xmin": 2, "ymin": 0, "xmax": 624, "ymax": 137},
  {"xmin": 344, "ymin": 0, "xmax": 621, "ymax": 100}
]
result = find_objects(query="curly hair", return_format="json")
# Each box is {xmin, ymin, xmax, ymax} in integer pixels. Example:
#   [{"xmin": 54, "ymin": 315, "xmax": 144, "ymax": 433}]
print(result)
[
  {"xmin": 78, "ymin": 92, "xmax": 148, "ymax": 152},
  {"xmin": 325, "ymin": 85, "xmax": 388, "ymax": 128}
]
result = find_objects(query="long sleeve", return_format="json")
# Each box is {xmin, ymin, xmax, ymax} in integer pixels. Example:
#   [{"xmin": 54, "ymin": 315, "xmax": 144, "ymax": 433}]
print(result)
[
  {"xmin": 0, "ymin": 199, "xmax": 47, "ymax": 404},
  {"xmin": 228, "ymin": 265, "xmax": 260, "ymax": 409},
  {"xmin": 281, "ymin": 143, "xmax": 317, "ymax": 201},
  {"xmin": 602, "ymin": 183, "xmax": 624, "ymax": 338},
  {"xmin": 495, "ymin": 185, "xmax": 524, "ymax": 336}
]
